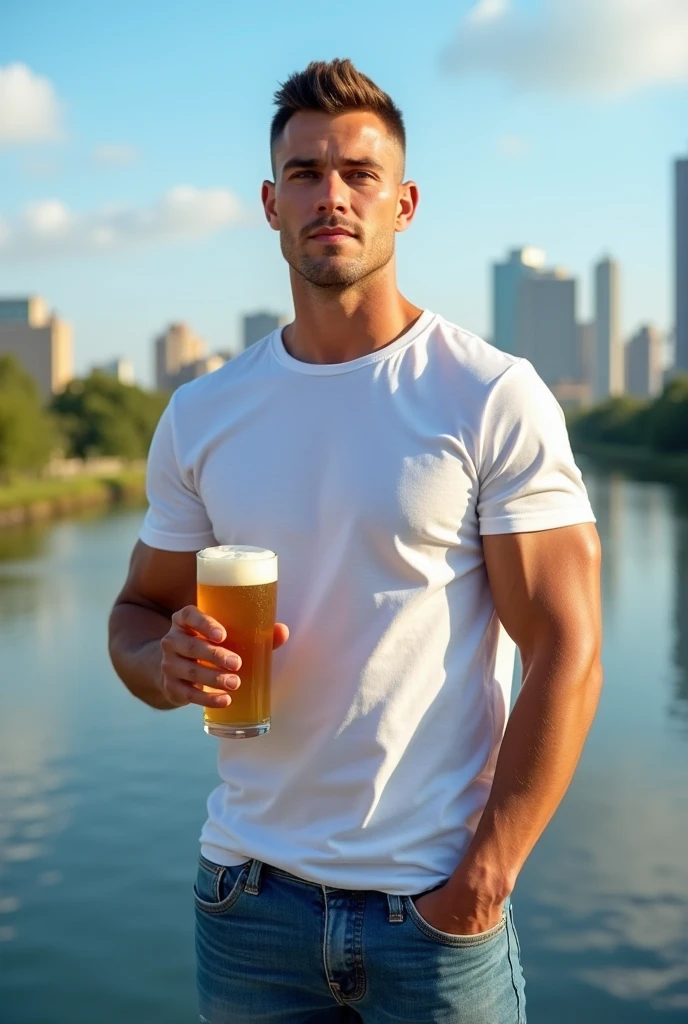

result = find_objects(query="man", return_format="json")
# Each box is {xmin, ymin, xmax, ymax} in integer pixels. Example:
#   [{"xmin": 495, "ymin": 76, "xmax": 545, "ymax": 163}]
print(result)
[{"xmin": 109, "ymin": 58, "xmax": 602, "ymax": 1024}]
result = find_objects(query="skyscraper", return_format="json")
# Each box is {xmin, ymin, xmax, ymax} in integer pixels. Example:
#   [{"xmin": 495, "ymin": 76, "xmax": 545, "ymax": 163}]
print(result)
[
  {"xmin": 577, "ymin": 321, "xmax": 595, "ymax": 387},
  {"xmin": 243, "ymin": 312, "xmax": 288, "ymax": 350},
  {"xmin": 675, "ymin": 155, "xmax": 688, "ymax": 372},
  {"xmin": 154, "ymin": 322, "xmax": 206, "ymax": 391},
  {"xmin": 593, "ymin": 257, "xmax": 623, "ymax": 401},
  {"xmin": 492, "ymin": 247, "xmax": 546, "ymax": 356},
  {"xmin": 518, "ymin": 269, "xmax": 578, "ymax": 387},
  {"xmin": 625, "ymin": 324, "xmax": 663, "ymax": 398},
  {"xmin": 492, "ymin": 248, "xmax": 580, "ymax": 390},
  {"xmin": 94, "ymin": 358, "xmax": 135, "ymax": 385},
  {"xmin": 0, "ymin": 295, "xmax": 73, "ymax": 398}
]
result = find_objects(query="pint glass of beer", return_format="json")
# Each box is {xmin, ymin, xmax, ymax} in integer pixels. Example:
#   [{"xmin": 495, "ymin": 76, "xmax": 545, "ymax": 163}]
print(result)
[{"xmin": 196, "ymin": 545, "xmax": 278, "ymax": 738}]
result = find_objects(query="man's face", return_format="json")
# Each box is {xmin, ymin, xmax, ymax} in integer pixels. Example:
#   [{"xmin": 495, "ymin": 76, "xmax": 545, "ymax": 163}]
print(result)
[{"xmin": 263, "ymin": 110, "xmax": 412, "ymax": 289}]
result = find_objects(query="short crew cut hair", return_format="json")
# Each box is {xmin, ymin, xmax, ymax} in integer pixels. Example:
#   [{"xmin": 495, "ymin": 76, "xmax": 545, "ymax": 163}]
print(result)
[{"xmin": 270, "ymin": 59, "xmax": 406, "ymax": 173}]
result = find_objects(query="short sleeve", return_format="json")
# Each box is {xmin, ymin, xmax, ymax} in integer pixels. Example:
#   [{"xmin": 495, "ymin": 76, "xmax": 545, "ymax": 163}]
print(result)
[
  {"xmin": 477, "ymin": 359, "xmax": 596, "ymax": 536},
  {"xmin": 138, "ymin": 393, "xmax": 216, "ymax": 551}
]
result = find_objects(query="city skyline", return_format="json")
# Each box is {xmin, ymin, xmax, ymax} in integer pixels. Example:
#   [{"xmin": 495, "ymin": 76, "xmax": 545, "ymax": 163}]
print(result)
[{"xmin": 1, "ymin": 0, "xmax": 686, "ymax": 385}]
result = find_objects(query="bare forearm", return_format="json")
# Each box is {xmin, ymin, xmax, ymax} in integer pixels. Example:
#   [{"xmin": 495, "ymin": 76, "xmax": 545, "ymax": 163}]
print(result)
[
  {"xmin": 108, "ymin": 603, "xmax": 176, "ymax": 710},
  {"xmin": 451, "ymin": 638, "xmax": 603, "ymax": 902}
]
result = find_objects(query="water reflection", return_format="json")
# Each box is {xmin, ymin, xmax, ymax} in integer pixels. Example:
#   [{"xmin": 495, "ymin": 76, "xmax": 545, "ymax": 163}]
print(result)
[
  {"xmin": 0, "ymin": 523, "xmax": 49, "ymax": 563},
  {"xmin": 583, "ymin": 466, "xmax": 623, "ymax": 606},
  {"xmin": 0, "ymin": 573, "xmax": 43, "ymax": 623},
  {"xmin": 671, "ymin": 489, "xmax": 688, "ymax": 725}
]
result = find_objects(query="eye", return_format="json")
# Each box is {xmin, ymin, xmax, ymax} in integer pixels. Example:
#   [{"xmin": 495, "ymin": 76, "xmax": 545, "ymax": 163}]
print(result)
[
  {"xmin": 351, "ymin": 171, "xmax": 375, "ymax": 180},
  {"xmin": 292, "ymin": 171, "xmax": 317, "ymax": 179}
]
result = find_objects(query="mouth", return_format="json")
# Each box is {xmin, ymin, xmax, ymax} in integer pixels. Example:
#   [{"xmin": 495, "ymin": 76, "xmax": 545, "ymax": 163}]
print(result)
[{"xmin": 308, "ymin": 229, "xmax": 356, "ymax": 243}]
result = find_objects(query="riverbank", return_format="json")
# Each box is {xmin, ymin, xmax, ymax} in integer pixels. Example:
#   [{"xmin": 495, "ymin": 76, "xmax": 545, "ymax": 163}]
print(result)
[
  {"xmin": 1, "ymin": 443, "xmax": 686, "ymax": 530},
  {"xmin": 0, "ymin": 470, "xmax": 147, "ymax": 528},
  {"xmin": 571, "ymin": 441, "xmax": 688, "ymax": 485}
]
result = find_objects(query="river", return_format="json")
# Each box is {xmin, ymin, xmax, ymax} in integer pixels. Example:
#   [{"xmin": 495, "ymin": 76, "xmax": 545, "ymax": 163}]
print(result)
[{"xmin": 0, "ymin": 462, "xmax": 687, "ymax": 1022}]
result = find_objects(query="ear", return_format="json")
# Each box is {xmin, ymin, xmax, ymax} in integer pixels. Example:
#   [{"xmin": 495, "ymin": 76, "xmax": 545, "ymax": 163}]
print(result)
[
  {"xmin": 262, "ymin": 180, "xmax": 280, "ymax": 231},
  {"xmin": 395, "ymin": 181, "xmax": 419, "ymax": 234}
]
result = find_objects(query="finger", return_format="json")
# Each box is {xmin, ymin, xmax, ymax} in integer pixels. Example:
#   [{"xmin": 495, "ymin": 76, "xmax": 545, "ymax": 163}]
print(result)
[
  {"xmin": 163, "ymin": 677, "xmax": 234, "ymax": 709},
  {"xmin": 273, "ymin": 623, "xmax": 289, "ymax": 649},
  {"xmin": 164, "ymin": 653, "xmax": 240, "ymax": 692},
  {"xmin": 172, "ymin": 604, "xmax": 227, "ymax": 643},
  {"xmin": 163, "ymin": 631, "xmax": 241, "ymax": 671}
]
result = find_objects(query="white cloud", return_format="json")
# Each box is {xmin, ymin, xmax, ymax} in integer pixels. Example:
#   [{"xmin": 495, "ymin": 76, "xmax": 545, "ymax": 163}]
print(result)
[
  {"xmin": 23, "ymin": 199, "xmax": 72, "ymax": 235},
  {"xmin": 443, "ymin": 0, "xmax": 688, "ymax": 97},
  {"xmin": 0, "ymin": 64, "xmax": 63, "ymax": 144},
  {"xmin": 497, "ymin": 134, "xmax": 528, "ymax": 158},
  {"xmin": 92, "ymin": 144, "xmax": 140, "ymax": 167},
  {"xmin": 466, "ymin": 0, "xmax": 509, "ymax": 24},
  {"xmin": 0, "ymin": 186, "xmax": 246, "ymax": 262}
]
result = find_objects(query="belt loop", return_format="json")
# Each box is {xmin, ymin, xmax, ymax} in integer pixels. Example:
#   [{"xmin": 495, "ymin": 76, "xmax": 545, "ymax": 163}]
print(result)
[
  {"xmin": 387, "ymin": 893, "xmax": 404, "ymax": 923},
  {"xmin": 244, "ymin": 859, "xmax": 264, "ymax": 896}
]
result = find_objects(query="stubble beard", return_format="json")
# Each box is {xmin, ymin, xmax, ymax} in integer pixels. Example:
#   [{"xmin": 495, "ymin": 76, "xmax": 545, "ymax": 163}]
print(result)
[{"xmin": 280, "ymin": 229, "xmax": 395, "ymax": 290}]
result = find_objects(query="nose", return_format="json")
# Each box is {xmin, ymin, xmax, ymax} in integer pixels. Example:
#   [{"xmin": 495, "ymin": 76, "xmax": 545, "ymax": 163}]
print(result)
[{"xmin": 315, "ymin": 171, "xmax": 349, "ymax": 216}]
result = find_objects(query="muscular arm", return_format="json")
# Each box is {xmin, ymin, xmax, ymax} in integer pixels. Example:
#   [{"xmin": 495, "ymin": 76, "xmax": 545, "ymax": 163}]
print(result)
[
  {"xmin": 418, "ymin": 522, "xmax": 603, "ymax": 931},
  {"xmin": 108, "ymin": 542, "xmax": 200, "ymax": 709}
]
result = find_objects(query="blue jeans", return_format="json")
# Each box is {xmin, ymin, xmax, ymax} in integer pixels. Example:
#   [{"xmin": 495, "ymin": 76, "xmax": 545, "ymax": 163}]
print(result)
[{"xmin": 195, "ymin": 855, "xmax": 526, "ymax": 1023}]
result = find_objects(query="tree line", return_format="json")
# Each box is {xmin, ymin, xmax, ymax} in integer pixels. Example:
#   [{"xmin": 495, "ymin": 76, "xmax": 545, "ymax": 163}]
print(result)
[
  {"xmin": 3, "ymin": 353, "xmax": 688, "ymax": 483},
  {"xmin": 568, "ymin": 374, "xmax": 688, "ymax": 454},
  {"xmin": 0, "ymin": 354, "xmax": 169, "ymax": 481}
]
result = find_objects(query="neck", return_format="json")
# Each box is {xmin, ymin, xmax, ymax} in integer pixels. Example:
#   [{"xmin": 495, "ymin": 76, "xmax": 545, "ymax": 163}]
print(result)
[{"xmin": 282, "ymin": 262, "xmax": 423, "ymax": 365}]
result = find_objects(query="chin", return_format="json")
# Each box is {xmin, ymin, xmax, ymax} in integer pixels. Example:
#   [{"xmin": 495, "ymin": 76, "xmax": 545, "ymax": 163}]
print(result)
[{"xmin": 299, "ymin": 255, "xmax": 363, "ymax": 288}]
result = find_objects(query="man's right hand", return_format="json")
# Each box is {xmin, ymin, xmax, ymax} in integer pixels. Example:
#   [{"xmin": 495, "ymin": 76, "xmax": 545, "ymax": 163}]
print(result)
[{"xmin": 159, "ymin": 604, "xmax": 289, "ymax": 709}]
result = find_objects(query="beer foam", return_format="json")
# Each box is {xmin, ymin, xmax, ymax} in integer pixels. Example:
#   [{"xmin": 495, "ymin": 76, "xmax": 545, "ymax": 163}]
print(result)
[{"xmin": 197, "ymin": 545, "xmax": 278, "ymax": 586}]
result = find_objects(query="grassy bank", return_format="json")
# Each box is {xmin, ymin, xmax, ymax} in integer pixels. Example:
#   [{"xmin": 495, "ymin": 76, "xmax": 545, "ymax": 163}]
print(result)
[
  {"xmin": 572, "ymin": 441, "xmax": 688, "ymax": 485},
  {"xmin": 0, "ymin": 470, "xmax": 147, "ymax": 527}
]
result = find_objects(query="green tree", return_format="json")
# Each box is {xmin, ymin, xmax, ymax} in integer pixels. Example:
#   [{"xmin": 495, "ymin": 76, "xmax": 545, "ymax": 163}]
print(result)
[
  {"xmin": 0, "ymin": 355, "xmax": 55, "ymax": 481},
  {"xmin": 569, "ymin": 395, "xmax": 651, "ymax": 448},
  {"xmin": 647, "ymin": 375, "xmax": 688, "ymax": 453},
  {"xmin": 51, "ymin": 371, "xmax": 169, "ymax": 460}
]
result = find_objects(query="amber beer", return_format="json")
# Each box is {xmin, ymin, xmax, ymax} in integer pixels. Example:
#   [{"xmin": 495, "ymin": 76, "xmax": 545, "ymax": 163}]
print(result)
[{"xmin": 196, "ymin": 545, "xmax": 278, "ymax": 738}]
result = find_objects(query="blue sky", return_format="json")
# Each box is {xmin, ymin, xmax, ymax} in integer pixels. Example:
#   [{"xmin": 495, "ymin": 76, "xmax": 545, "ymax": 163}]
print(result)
[{"xmin": 1, "ymin": 0, "xmax": 686, "ymax": 385}]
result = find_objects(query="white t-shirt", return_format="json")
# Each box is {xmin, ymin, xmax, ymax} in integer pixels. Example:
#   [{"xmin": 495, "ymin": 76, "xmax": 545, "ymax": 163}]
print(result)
[{"xmin": 139, "ymin": 310, "xmax": 595, "ymax": 896}]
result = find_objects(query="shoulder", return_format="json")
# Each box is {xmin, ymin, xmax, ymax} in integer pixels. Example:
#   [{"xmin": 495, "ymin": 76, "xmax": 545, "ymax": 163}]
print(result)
[
  {"xmin": 426, "ymin": 313, "xmax": 522, "ymax": 390},
  {"xmin": 422, "ymin": 313, "xmax": 541, "ymax": 431}
]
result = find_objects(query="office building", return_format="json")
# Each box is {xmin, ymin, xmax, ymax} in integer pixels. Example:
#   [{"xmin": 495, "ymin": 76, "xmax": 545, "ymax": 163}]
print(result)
[
  {"xmin": 593, "ymin": 257, "xmax": 623, "ymax": 401},
  {"xmin": 166, "ymin": 354, "xmax": 230, "ymax": 392},
  {"xmin": 94, "ymin": 358, "xmax": 135, "ymax": 385},
  {"xmin": 625, "ymin": 324, "xmax": 663, "ymax": 399},
  {"xmin": 169, "ymin": 354, "xmax": 227, "ymax": 390},
  {"xmin": 154, "ymin": 322, "xmax": 206, "ymax": 391},
  {"xmin": 0, "ymin": 296, "xmax": 49, "ymax": 326},
  {"xmin": 517, "ymin": 269, "xmax": 578, "ymax": 387},
  {"xmin": 243, "ymin": 312, "xmax": 288, "ymax": 350},
  {"xmin": 0, "ymin": 295, "xmax": 73, "ymax": 398},
  {"xmin": 577, "ymin": 322, "xmax": 595, "ymax": 389},
  {"xmin": 676, "ymin": 155, "xmax": 688, "ymax": 372},
  {"xmin": 492, "ymin": 247, "xmax": 546, "ymax": 356},
  {"xmin": 493, "ymin": 249, "xmax": 580, "ymax": 389},
  {"xmin": 550, "ymin": 381, "xmax": 592, "ymax": 412}
]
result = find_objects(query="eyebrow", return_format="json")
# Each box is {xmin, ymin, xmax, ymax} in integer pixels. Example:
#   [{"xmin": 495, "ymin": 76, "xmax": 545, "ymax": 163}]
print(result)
[{"xmin": 281, "ymin": 156, "xmax": 386, "ymax": 174}]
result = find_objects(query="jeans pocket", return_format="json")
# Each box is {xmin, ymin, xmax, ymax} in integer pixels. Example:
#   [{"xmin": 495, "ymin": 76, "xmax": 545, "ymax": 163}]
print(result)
[
  {"xmin": 403, "ymin": 896, "xmax": 507, "ymax": 948},
  {"xmin": 194, "ymin": 855, "xmax": 251, "ymax": 915}
]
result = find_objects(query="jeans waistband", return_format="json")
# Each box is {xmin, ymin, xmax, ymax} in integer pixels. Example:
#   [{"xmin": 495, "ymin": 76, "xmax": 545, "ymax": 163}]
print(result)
[{"xmin": 241, "ymin": 857, "xmax": 407, "ymax": 923}]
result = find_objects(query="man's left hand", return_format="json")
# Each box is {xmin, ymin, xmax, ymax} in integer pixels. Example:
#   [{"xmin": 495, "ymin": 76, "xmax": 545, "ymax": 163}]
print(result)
[{"xmin": 412, "ymin": 880, "xmax": 505, "ymax": 937}]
